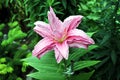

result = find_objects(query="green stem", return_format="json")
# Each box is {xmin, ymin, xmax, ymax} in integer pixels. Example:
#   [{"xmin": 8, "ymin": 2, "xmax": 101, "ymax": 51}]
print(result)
[{"xmin": 64, "ymin": 59, "xmax": 74, "ymax": 80}]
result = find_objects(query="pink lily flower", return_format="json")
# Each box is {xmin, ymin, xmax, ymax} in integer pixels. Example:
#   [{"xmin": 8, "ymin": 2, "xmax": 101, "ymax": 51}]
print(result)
[{"xmin": 32, "ymin": 7, "xmax": 94, "ymax": 63}]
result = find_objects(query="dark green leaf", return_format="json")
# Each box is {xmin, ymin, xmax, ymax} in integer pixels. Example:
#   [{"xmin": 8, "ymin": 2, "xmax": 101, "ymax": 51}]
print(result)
[
  {"xmin": 62, "ymin": 0, "xmax": 67, "ymax": 9},
  {"xmin": 110, "ymin": 50, "xmax": 117, "ymax": 65},
  {"xmin": 68, "ymin": 45, "xmax": 98, "ymax": 63},
  {"xmin": 74, "ymin": 61, "xmax": 100, "ymax": 71},
  {"xmin": 100, "ymin": 33, "xmax": 110, "ymax": 45},
  {"xmin": 71, "ymin": 70, "xmax": 95, "ymax": 80}
]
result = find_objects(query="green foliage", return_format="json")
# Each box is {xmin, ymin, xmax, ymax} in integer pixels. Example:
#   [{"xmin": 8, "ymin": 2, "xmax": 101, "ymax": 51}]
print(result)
[
  {"xmin": 23, "ymin": 44, "xmax": 99, "ymax": 80},
  {"xmin": 23, "ymin": 51, "xmax": 65, "ymax": 80},
  {"xmin": 0, "ymin": 32, "xmax": 3, "ymax": 37},
  {"xmin": 0, "ymin": 22, "xmax": 31, "ymax": 80},
  {"xmin": 77, "ymin": 0, "xmax": 120, "ymax": 80},
  {"xmin": 0, "ymin": 58, "xmax": 6, "ymax": 63},
  {"xmin": 1, "ymin": 0, "xmax": 120, "ymax": 80},
  {"xmin": 71, "ymin": 70, "xmax": 95, "ymax": 80},
  {"xmin": 8, "ymin": 21, "xmax": 19, "ymax": 28},
  {"xmin": 0, "ymin": 23, "xmax": 5, "ymax": 30},
  {"xmin": 23, "ymin": 0, "xmax": 62, "ymax": 27},
  {"xmin": 67, "ymin": 45, "xmax": 98, "ymax": 64},
  {"xmin": 1, "ymin": 26, "xmax": 27, "ymax": 46},
  {"xmin": 74, "ymin": 61, "xmax": 100, "ymax": 71},
  {"xmin": 0, "ymin": 58, "xmax": 13, "ymax": 74}
]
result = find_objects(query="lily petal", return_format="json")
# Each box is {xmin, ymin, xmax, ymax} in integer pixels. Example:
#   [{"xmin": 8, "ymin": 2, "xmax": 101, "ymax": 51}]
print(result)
[
  {"xmin": 32, "ymin": 38, "xmax": 54, "ymax": 58},
  {"xmin": 69, "ymin": 43, "xmax": 88, "ymax": 49},
  {"xmin": 63, "ymin": 15, "xmax": 83, "ymax": 32},
  {"xmin": 34, "ymin": 21, "xmax": 51, "ymax": 37},
  {"xmin": 48, "ymin": 7, "xmax": 63, "ymax": 32},
  {"xmin": 68, "ymin": 29, "xmax": 95, "ymax": 44},
  {"xmin": 55, "ymin": 41, "xmax": 69, "ymax": 60},
  {"xmin": 54, "ymin": 47, "xmax": 63, "ymax": 63}
]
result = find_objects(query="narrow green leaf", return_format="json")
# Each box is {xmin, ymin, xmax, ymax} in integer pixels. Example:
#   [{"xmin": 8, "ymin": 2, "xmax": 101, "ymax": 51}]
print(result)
[
  {"xmin": 74, "ymin": 61, "xmax": 100, "ymax": 71},
  {"xmin": 100, "ymin": 33, "xmax": 110, "ymax": 45},
  {"xmin": 5, "ymin": 0, "xmax": 9, "ymax": 7},
  {"xmin": 53, "ymin": 2, "xmax": 61, "ymax": 6},
  {"xmin": 27, "ymin": 72, "xmax": 65, "ymax": 80},
  {"xmin": 62, "ymin": 0, "xmax": 67, "ymax": 9},
  {"xmin": 87, "ymin": 32, "xmax": 96, "ymax": 37},
  {"xmin": 71, "ymin": 70, "xmax": 95, "ymax": 80},
  {"xmin": 70, "ymin": 0, "xmax": 76, "ymax": 6},
  {"xmin": 68, "ymin": 45, "xmax": 98, "ymax": 63},
  {"xmin": 110, "ymin": 50, "xmax": 117, "ymax": 65}
]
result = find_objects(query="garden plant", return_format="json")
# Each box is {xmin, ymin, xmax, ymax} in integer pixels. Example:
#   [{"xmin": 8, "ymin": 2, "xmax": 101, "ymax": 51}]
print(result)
[{"xmin": 0, "ymin": 0, "xmax": 120, "ymax": 80}]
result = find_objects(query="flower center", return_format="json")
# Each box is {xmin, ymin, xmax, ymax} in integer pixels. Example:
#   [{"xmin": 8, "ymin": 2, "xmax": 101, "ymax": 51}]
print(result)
[
  {"xmin": 54, "ymin": 34, "xmax": 67, "ymax": 43},
  {"xmin": 58, "ymin": 35, "xmax": 66, "ymax": 43},
  {"xmin": 52, "ymin": 29, "xmax": 67, "ymax": 43}
]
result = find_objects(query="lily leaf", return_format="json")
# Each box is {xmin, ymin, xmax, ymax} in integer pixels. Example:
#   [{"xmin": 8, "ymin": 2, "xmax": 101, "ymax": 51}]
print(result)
[
  {"xmin": 74, "ymin": 61, "xmax": 100, "ymax": 71},
  {"xmin": 23, "ymin": 51, "xmax": 65, "ymax": 80}
]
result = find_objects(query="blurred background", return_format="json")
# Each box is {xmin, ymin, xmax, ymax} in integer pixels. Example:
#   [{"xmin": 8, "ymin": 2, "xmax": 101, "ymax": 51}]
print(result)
[{"xmin": 0, "ymin": 0, "xmax": 120, "ymax": 80}]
